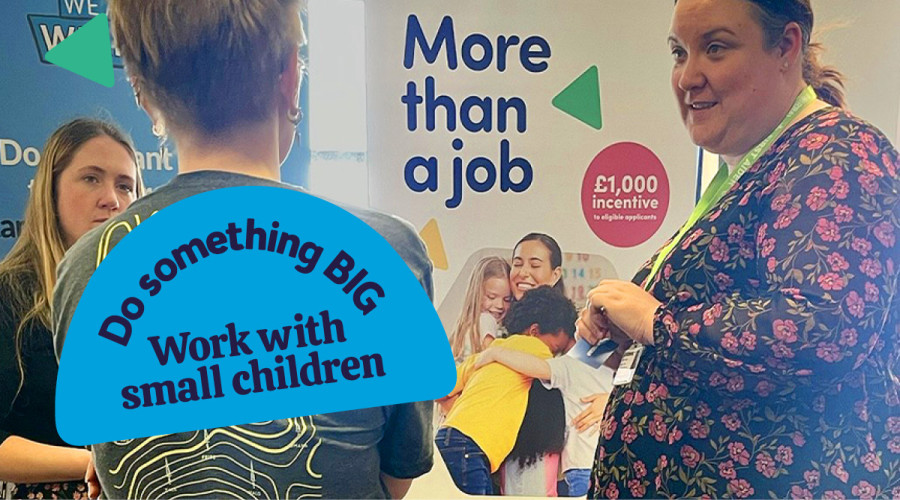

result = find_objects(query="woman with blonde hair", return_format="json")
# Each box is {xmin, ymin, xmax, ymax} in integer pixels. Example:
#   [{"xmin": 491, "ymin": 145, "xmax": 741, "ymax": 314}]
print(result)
[
  {"xmin": 448, "ymin": 256, "xmax": 512, "ymax": 362},
  {"xmin": 0, "ymin": 118, "xmax": 142, "ymax": 498}
]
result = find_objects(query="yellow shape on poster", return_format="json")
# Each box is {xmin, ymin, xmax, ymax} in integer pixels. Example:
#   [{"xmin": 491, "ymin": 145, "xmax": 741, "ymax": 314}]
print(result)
[{"xmin": 419, "ymin": 218, "xmax": 448, "ymax": 270}]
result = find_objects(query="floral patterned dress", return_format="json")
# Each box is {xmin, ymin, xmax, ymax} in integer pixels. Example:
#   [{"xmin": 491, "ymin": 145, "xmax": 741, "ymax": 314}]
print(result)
[{"xmin": 589, "ymin": 108, "xmax": 900, "ymax": 499}]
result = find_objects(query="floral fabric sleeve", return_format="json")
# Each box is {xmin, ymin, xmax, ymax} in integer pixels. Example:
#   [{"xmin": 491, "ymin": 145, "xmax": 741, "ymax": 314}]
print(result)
[{"xmin": 652, "ymin": 129, "xmax": 899, "ymax": 398}]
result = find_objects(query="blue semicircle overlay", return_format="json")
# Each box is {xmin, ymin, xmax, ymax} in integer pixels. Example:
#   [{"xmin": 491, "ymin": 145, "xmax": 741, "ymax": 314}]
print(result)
[{"xmin": 56, "ymin": 186, "xmax": 456, "ymax": 445}]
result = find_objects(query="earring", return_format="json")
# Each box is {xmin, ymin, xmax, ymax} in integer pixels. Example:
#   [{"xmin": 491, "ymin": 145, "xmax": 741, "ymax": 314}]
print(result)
[
  {"xmin": 288, "ymin": 106, "xmax": 303, "ymax": 125},
  {"xmin": 288, "ymin": 106, "xmax": 303, "ymax": 143},
  {"xmin": 151, "ymin": 122, "xmax": 166, "ymax": 137}
]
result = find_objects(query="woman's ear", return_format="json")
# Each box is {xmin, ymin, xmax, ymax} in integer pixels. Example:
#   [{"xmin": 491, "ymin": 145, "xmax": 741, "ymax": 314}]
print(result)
[
  {"xmin": 551, "ymin": 267, "xmax": 563, "ymax": 286},
  {"xmin": 778, "ymin": 21, "xmax": 804, "ymax": 67}
]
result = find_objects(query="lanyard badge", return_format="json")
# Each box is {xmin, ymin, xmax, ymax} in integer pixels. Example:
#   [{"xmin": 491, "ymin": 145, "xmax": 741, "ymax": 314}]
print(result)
[{"xmin": 612, "ymin": 342, "xmax": 645, "ymax": 386}]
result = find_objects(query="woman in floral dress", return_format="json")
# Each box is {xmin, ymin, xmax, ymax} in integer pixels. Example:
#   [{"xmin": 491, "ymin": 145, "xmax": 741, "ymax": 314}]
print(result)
[{"xmin": 578, "ymin": 0, "xmax": 899, "ymax": 497}]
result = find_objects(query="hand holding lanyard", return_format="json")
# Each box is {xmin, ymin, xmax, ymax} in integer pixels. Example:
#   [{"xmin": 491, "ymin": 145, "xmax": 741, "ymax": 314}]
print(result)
[{"xmin": 608, "ymin": 86, "xmax": 818, "ymax": 386}]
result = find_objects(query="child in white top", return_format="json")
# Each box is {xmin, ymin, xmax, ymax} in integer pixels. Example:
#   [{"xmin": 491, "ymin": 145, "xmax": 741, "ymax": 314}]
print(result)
[{"xmin": 476, "ymin": 345, "xmax": 613, "ymax": 496}]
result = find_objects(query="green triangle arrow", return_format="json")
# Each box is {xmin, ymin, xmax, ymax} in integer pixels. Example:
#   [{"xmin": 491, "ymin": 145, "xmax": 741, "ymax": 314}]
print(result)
[
  {"xmin": 552, "ymin": 65, "xmax": 602, "ymax": 130},
  {"xmin": 45, "ymin": 13, "xmax": 114, "ymax": 88}
]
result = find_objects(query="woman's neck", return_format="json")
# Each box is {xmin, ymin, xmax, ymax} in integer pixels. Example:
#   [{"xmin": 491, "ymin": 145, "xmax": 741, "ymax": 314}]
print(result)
[
  {"xmin": 173, "ymin": 120, "xmax": 282, "ymax": 181},
  {"xmin": 721, "ymin": 90, "xmax": 830, "ymax": 170}
]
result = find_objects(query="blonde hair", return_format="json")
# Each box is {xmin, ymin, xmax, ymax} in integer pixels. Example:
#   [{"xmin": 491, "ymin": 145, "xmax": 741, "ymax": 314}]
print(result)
[
  {"xmin": 109, "ymin": 0, "xmax": 306, "ymax": 136},
  {"xmin": 448, "ymin": 256, "xmax": 511, "ymax": 361},
  {"xmin": 0, "ymin": 118, "xmax": 143, "ymax": 400}
]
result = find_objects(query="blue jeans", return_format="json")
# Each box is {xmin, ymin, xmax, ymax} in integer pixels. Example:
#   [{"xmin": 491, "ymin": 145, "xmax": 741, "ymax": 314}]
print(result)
[
  {"xmin": 435, "ymin": 427, "xmax": 493, "ymax": 495},
  {"xmin": 563, "ymin": 468, "xmax": 591, "ymax": 497}
]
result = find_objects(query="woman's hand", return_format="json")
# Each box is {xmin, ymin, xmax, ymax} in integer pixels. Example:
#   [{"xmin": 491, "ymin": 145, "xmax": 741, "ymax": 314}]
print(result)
[
  {"xmin": 583, "ymin": 280, "xmax": 662, "ymax": 345},
  {"xmin": 85, "ymin": 455, "xmax": 101, "ymax": 500},
  {"xmin": 573, "ymin": 393, "xmax": 610, "ymax": 433},
  {"xmin": 576, "ymin": 300, "xmax": 612, "ymax": 346}
]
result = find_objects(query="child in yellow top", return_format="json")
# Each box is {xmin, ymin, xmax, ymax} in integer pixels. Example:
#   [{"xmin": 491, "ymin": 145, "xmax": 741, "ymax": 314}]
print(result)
[{"xmin": 436, "ymin": 286, "xmax": 576, "ymax": 495}]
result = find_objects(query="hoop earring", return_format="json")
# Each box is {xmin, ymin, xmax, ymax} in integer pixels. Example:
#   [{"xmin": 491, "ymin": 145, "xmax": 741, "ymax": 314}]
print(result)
[
  {"xmin": 151, "ymin": 122, "xmax": 166, "ymax": 138},
  {"xmin": 288, "ymin": 106, "xmax": 303, "ymax": 126},
  {"xmin": 288, "ymin": 106, "xmax": 303, "ymax": 143}
]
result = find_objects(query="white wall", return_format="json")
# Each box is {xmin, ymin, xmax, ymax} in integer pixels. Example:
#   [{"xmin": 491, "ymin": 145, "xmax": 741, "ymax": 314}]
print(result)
[{"xmin": 307, "ymin": 0, "xmax": 369, "ymax": 206}]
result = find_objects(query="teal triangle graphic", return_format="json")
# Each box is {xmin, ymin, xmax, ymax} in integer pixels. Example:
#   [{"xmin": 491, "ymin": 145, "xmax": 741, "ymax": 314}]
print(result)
[
  {"xmin": 45, "ymin": 14, "xmax": 114, "ymax": 88},
  {"xmin": 552, "ymin": 66, "xmax": 602, "ymax": 130}
]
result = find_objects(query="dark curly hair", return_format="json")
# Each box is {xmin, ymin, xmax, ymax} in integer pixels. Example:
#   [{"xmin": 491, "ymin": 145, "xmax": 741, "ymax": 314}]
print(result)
[{"xmin": 502, "ymin": 285, "xmax": 576, "ymax": 337}]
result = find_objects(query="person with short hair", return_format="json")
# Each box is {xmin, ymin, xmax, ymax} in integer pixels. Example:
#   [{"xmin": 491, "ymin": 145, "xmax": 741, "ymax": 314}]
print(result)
[{"xmin": 52, "ymin": 1, "xmax": 434, "ymax": 498}]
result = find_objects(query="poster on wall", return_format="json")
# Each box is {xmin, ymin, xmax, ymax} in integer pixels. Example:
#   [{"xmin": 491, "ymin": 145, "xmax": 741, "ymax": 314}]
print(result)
[
  {"xmin": 364, "ymin": 0, "xmax": 697, "ymax": 322},
  {"xmin": 0, "ymin": 0, "xmax": 310, "ymax": 257},
  {"xmin": 365, "ymin": 1, "xmax": 697, "ymax": 496},
  {"xmin": 365, "ymin": 1, "xmax": 900, "ymax": 496}
]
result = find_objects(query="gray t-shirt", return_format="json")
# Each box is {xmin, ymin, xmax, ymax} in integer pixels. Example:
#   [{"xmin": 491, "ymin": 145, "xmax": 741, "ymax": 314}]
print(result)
[{"xmin": 52, "ymin": 171, "xmax": 434, "ymax": 498}]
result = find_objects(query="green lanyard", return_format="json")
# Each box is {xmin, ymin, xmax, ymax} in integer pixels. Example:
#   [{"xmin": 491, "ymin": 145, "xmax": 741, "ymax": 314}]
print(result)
[{"xmin": 643, "ymin": 85, "xmax": 817, "ymax": 290}]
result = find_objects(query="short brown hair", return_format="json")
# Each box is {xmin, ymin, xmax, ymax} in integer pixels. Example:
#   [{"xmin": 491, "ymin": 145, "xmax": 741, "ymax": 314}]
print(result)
[{"xmin": 109, "ymin": 0, "xmax": 305, "ymax": 135}]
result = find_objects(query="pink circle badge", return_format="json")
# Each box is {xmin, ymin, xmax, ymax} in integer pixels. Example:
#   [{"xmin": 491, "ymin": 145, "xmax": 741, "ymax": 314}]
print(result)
[{"xmin": 581, "ymin": 142, "xmax": 670, "ymax": 247}]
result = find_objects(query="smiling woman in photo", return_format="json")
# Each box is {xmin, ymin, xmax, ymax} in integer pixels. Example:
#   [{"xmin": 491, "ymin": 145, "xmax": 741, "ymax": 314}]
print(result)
[{"xmin": 510, "ymin": 233, "xmax": 565, "ymax": 301}]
